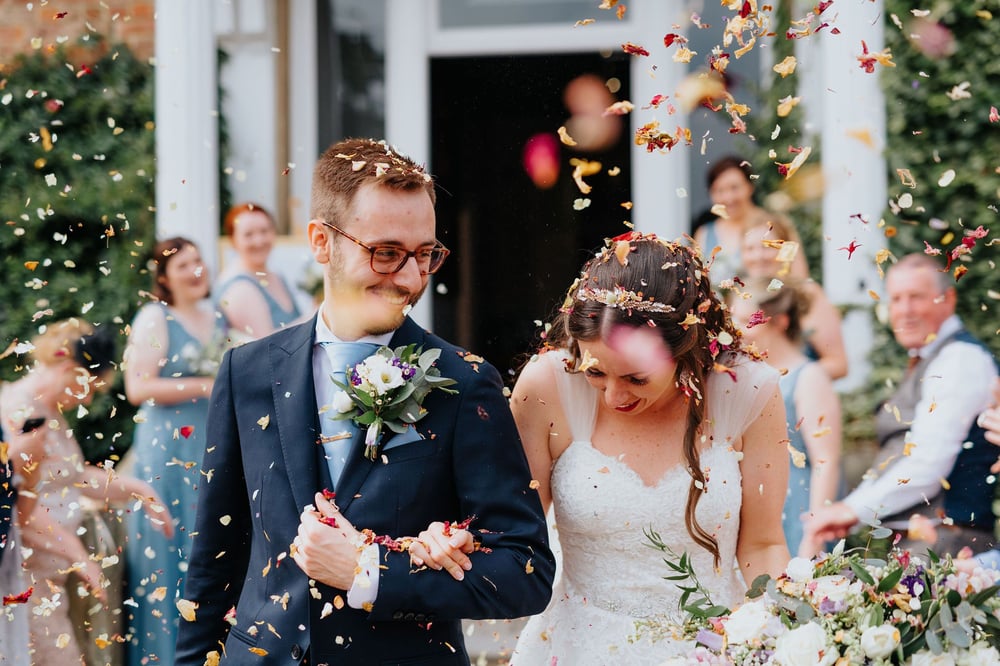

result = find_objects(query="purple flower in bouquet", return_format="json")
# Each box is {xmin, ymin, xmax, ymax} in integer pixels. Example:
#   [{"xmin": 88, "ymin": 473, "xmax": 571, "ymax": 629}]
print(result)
[{"xmin": 643, "ymin": 538, "xmax": 1000, "ymax": 665}]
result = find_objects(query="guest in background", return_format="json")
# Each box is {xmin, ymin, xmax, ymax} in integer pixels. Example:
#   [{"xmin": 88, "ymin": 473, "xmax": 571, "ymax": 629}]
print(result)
[
  {"xmin": 694, "ymin": 155, "xmax": 808, "ymax": 285},
  {"xmin": 955, "ymin": 379, "xmax": 1000, "ymax": 572},
  {"xmin": 741, "ymin": 212, "xmax": 848, "ymax": 380},
  {"xmin": 215, "ymin": 202, "xmax": 303, "ymax": 337},
  {"xmin": 802, "ymin": 254, "xmax": 998, "ymax": 558},
  {"xmin": 123, "ymin": 237, "xmax": 224, "ymax": 665},
  {"xmin": 0, "ymin": 430, "xmax": 30, "ymax": 666},
  {"xmin": 729, "ymin": 278, "xmax": 842, "ymax": 556},
  {"xmin": 0, "ymin": 319, "xmax": 171, "ymax": 665}
]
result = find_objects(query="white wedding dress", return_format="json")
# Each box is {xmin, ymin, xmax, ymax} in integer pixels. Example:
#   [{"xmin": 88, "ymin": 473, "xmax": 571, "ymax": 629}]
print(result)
[{"xmin": 512, "ymin": 352, "xmax": 778, "ymax": 665}]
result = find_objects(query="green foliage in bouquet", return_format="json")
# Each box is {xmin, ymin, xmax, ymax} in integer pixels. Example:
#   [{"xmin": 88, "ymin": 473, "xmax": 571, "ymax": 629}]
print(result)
[
  {"xmin": 0, "ymin": 38, "xmax": 155, "ymax": 461},
  {"xmin": 647, "ymin": 536, "xmax": 1000, "ymax": 665}
]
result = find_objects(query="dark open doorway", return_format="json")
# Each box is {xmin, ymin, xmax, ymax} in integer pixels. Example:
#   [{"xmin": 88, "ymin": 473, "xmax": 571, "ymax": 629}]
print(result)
[{"xmin": 430, "ymin": 52, "xmax": 632, "ymax": 382}]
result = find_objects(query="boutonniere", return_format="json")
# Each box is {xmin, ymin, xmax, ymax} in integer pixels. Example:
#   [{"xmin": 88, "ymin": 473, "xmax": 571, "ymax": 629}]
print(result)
[{"xmin": 331, "ymin": 345, "xmax": 458, "ymax": 460}]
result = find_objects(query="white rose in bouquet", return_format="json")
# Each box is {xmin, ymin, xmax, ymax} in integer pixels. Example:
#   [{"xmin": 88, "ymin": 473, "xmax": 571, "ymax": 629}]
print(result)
[
  {"xmin": 909, "ymin": 651, "xmax": 956, "ymax": 666},
  {"xmin": 773, "ymin": 622, "xmax": 838, "ymax": 666},
  {"xmin": 860, "ymin": 624, "xmax": 900, "ymax": 659},
  {"xmin": 360, "ymin": 355, "xmax": 405, "ymax": 395},
  {"xmin": 331, "ymin": 390, "xmax": 355, "ymax": 414},
  {"xmin": 955, "ymin": 642, "xmax": 1000, "ymax": 666},
  {"xmin": 809, "ymin": 574, "xmax": 859, "ymax": 605},
  {"xmin": 723, "ymin": 599, "xmax": 771, "ymax": 645},
  {"xmin": 785, "ymin": 556, "xmax": 815, "ymax": 583}
]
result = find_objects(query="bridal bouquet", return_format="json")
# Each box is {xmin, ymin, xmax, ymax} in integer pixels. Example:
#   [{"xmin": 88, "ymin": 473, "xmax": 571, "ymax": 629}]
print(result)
[
  {"xmin": 646, "ymin": 534, "xmax": 1000, "ymax": 665},
  {"xmin": 331, "ymin": 344, "xmax": 458, "ymax": 460},
  {"xmin": 179, "ymin": 328, "xmax": 249, "ymax": 377}
]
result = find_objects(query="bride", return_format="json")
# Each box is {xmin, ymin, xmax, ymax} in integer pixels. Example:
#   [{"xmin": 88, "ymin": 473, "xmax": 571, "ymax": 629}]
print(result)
[{"xmin": 510, "ymin": 233, "xmax": 790, "ymax": 664}]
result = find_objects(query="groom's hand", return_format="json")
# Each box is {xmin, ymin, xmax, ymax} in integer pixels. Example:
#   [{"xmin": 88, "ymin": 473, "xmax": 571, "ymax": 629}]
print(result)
[
  {"xmin": 409, "ymin": 522, "xmax": 475, "ymax": 581},
  {"xmin": 292, "ymin": 492, "xmax": 363, "ymax": 590}
]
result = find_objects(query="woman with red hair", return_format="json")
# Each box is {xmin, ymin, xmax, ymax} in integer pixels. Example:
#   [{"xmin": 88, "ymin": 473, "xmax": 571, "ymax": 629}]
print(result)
[{"xmin": 215, "ymin": 202, "xmax": 303, "ymax": 338}]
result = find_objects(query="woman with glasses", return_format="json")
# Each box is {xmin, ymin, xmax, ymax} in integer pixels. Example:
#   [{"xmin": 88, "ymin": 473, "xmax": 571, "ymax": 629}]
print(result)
[
  {"xmin": 0, "ymin": 319, "xmax": 172, "ymax": 665},
  {"xmin": 215, "ymin": 202, "xmax": 303, "ymax": 338}
]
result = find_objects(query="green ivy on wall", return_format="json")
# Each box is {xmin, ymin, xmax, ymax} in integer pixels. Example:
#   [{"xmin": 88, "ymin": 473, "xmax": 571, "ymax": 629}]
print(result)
[
  {"xmin": 882, "ymin": 1, "xmax": 999, "ymax": 354},
  {"xmin": 840, "ymin": 1, "xmax": 1000, "ymax": 446},
  {"xmin": 0, "ymin": 39, "xmax": 156, "ymax": 461}
]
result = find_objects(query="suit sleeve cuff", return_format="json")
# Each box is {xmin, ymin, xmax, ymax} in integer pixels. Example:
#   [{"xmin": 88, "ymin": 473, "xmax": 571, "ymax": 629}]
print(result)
[{"xmin": 346, "ymin": 544, "xmax": 379, "ymax": 609}]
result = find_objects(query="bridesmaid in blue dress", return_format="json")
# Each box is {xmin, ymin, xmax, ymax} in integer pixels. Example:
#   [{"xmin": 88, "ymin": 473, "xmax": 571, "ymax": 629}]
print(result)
[
  {"xmin": 215, "ymin": 202, "xmax": 303, "ymax": 338},
  {"xmin": 123, "ymin": 237, "xmax": 224, "ymax": 665},
  {"xmin": 694, "ymin": 156, "xmax": 810, "ymax": 287},
  {"xmin": 729, "ymin": 278, "xmax": 842, "ymax": 556}
]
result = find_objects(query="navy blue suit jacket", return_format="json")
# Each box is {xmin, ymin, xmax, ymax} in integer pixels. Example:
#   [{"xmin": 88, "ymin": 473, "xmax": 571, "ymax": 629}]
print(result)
[{"xmin": 175, "ymin": 316, "xmax": 554, "ymax": 665}]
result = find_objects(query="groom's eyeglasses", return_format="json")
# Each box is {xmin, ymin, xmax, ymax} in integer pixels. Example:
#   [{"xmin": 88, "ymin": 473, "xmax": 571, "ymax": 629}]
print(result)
[{"xmin": 321, "ymin": 221, "xmax": 450, "ymax": 275}]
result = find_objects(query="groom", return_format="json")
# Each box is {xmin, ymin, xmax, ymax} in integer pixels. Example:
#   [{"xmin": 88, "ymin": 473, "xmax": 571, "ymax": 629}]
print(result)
[{"xmin": 176, "ymin": 138, "xmax": 554, "ymax": 665}]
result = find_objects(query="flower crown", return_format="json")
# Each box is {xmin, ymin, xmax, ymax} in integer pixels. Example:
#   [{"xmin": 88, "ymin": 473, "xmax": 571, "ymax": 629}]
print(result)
[
  {"xmin": 574, "ymin": 286, "xmax": 676, "ymax": 313},
  {"xmin": 564, "ymin": 231, "xmax": 694, "ymax": 315}
]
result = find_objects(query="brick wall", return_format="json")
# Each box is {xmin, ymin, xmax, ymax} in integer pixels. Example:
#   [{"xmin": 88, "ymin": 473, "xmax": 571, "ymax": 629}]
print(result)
[{"xmin": 0, "ymin": 0, "xmax": 155, "ymax": 67}]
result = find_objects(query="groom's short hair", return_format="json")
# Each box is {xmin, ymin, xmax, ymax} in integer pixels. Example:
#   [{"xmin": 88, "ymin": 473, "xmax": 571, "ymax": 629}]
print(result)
[{"xmin": 310, "ymin": 137, "xmax": 436, "ymax": 229}]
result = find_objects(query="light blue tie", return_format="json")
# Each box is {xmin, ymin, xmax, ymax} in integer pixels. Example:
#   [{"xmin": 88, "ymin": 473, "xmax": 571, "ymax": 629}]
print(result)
[{"xmin": 319, "ymin": 341, "xmax": 379, "ymax": 487}]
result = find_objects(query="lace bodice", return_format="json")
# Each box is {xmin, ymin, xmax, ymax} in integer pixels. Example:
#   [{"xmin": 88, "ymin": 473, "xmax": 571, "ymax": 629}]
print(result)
[
  {"xmin": 514, "ymin": 351, "xmax": 779, "ymax": 664},
  {"xmin": 552, "ymin": 442, "xmax": 744, "ymax": 619}
]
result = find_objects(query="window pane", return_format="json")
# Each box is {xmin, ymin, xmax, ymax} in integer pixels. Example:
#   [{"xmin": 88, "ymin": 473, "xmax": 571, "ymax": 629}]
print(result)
[
  {"xmin": 317, "ymin": 0, "xmax": 386, "ymax": 149},
  {"xmin": 439, "ymin": 0, "xmax": 618, "ymax": 29}
]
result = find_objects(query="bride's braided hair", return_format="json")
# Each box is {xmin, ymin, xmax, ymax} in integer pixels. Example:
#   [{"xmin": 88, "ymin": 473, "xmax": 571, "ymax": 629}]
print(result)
[{"xmin": 549, "ymin": 233, "xmax": 745, "ymax": 568}]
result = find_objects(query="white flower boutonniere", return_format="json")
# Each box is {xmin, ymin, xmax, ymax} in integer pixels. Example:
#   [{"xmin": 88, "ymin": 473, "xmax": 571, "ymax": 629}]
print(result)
[{"xmin": 331, "ymin": 344, "xmax": 458, "ymax": 460}]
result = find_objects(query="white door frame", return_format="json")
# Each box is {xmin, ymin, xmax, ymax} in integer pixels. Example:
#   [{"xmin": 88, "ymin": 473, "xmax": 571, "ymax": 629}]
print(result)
[{"xmin": 385, "ymin": 1, "xmax": 690, "ymax": 327}]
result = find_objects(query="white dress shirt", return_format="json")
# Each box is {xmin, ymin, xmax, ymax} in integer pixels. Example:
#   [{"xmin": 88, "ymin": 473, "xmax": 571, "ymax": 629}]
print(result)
[
  {"xmin": 844, "ymin": 316, "xmax": 998, "ymax": 524},
  {"xmin": 312, "ymin": 308, "xmax": 393, "ymax": 609}
]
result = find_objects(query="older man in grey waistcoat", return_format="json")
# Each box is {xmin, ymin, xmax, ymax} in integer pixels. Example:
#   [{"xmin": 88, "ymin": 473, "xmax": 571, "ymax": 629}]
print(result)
[{"xmin": 802, "ymin": 253, "xmax": 998, "ymax": 557}]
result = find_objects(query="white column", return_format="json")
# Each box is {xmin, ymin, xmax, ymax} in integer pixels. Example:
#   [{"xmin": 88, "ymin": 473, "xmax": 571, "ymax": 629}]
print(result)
[
  {"xmin": 820, "ymin": 0, "xmax": 886, "ymax": 390},
  {"xmin": 288, "ymin": 0, "xmax": 319, "ymax": 234},
  {"xmin": 630, "ymin": 1, "xmax": 688, "ymax": 238},
  {"xmin": 155, "ymin": 0, "xmax": 220, "ymax": 275},
  {"xmin": 386, "ymin": 0, "xmax": 433, "ymax": 328}
]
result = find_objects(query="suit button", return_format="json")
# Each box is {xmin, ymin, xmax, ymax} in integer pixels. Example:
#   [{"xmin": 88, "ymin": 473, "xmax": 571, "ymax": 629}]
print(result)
[
  {"xmin": 291, "ymin": 644, "xmax": 303, "ymax": 660},
  {"xmin": 403, "ymin": 612, "xmax": 415, "ymax": 621},
  {"xmin": 392, "ymin": 611, "xmax": 404, "ymax": 620}
]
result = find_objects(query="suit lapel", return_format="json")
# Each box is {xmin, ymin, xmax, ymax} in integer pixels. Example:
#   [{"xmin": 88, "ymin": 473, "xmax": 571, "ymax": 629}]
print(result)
[
  {"xmin": 271, "ymin": 316, "xmax": 324, "ymax": 514},
  {"xmin": 335, "ymin": 317, "xmax": 427, "ymax": 513}
]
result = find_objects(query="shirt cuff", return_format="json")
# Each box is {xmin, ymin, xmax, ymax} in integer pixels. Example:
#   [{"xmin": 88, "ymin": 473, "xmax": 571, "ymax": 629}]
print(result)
[
  {"xmin": 841, "ymin": 495, "xmax": 877, "ymax": 527},
  {"xmin": 346, "ymin": 544, "xmax": 379, "ymax": 609},
  {"xmin": 974, "ymin": 549, "xmax": 1000, "ymax": 571}
]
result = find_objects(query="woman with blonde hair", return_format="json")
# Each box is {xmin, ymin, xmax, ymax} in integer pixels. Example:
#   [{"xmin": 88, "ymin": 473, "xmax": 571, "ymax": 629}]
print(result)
[
  {"xmin": 695, "ymin": 156, "xmax": 809, "ymax": 285},
  {"xmin": 0, "ymin": 318, "xmax": 171, "ymax": 664},
  {"xmin": 741, "ymin": 211, "xmax": 849, "ymax": 380},
  {"xmin": 729, "ymin": 278, "xmax": 842, "ymax": 556}
]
